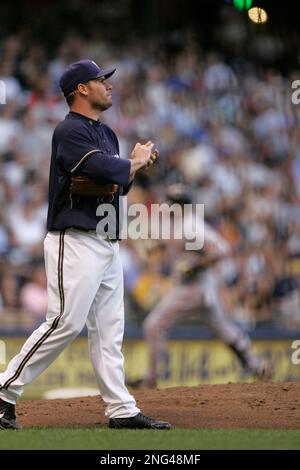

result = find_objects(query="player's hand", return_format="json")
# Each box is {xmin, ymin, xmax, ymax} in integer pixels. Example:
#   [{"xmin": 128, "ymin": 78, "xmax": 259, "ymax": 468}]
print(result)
[
  {"xmin": 130, "ymin": 141, "xmax": 154, "ymax": 167},
  {"xmin": 144, "ymin": 148, "xmax": 159, "ymax": 170}
]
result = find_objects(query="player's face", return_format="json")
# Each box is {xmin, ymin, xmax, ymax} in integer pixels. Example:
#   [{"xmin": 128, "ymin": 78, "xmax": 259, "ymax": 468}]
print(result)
[{"xmin": 86, "ymin": 76, "xmax": 113, "ymax": 111}]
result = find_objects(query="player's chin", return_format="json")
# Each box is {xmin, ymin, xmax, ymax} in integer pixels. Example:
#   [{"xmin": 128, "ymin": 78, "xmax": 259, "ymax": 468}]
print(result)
[
  {"xmin": 104, "ymin": 97, "xmax": 113, "ymax": 108},
  {"xmin": 97, "ymin": 100, "xmax": 112, "ymax": 111}
]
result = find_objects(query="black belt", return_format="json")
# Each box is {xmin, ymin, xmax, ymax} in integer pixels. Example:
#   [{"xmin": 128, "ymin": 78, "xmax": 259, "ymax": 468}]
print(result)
[{"xmin": 68, "ymin": 227, "xmax": 118, "ymax": 242}]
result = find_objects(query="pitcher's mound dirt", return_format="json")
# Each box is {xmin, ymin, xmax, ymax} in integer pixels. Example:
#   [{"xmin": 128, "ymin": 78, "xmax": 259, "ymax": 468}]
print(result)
[{"xmin": 17, "ymin": 382, "xmax": 300, "ymax": 429}]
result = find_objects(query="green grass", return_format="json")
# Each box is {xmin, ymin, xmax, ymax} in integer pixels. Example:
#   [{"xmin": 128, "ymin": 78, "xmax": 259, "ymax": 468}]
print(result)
[{"xmin": 0, "ymin": 428, "xmax": 299, "ymax": 450}]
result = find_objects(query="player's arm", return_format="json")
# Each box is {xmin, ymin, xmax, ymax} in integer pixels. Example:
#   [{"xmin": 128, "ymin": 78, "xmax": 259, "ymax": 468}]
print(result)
[
  {"xmin": 203, "ymin": 221, "xmax": 232, "ymax": 259},
  {"xmin": 57, "ymin": 126, "xmax": 130, "ymax": 185},
  {"xmin": 57, "ymin": 128, "xmax": 155, "ymax": 187}
]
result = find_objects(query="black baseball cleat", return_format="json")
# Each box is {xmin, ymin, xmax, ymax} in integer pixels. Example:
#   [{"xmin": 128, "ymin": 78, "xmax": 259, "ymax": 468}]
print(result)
[
  {"xmin": 252, "ymin": 360, "xmax": 274, "ymax": 381},
  {"xmin": 109, "ymin": 412, "xmax": 172, "ymax": 430},
  {"xmin": 0, "ymin": 398, "xmax": 22, "ymax": 430}
]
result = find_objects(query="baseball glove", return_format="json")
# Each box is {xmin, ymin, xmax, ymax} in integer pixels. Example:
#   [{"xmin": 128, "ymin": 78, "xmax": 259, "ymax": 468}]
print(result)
[{"xmin": 70, "ymin": 174, "xmax": 118, "ymax": 197}]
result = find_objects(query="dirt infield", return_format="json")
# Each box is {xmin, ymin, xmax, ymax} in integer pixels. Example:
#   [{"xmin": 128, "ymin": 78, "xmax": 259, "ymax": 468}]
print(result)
[{"xmin": 17, "ymin": 382, "xmax": 300, "ymax": 429}]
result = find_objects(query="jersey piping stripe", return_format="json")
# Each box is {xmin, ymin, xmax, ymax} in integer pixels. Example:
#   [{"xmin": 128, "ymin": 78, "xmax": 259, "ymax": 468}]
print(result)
[
  {"xmin": 0, "ymin": 231, "xmax": 65, "ymax": 392},
  {"xmin": 70, "ymin": 149, "xmax": 100, "ymax": 174}
]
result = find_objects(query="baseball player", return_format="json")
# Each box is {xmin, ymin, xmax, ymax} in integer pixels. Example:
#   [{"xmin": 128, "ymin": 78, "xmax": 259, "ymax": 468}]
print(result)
[
  {"xmin": 0, "ymin": 60, "xmax": 171, "ymax": 430},
  {"xmin": 130, "ymin": 184, "xmax": 272, "ymax": 389}
]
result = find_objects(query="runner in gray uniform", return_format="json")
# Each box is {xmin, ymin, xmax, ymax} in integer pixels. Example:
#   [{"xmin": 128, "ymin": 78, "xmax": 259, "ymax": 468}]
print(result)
[{"xmin": 130, "ymin": 184, "xmax": 272, "ymax": 388}]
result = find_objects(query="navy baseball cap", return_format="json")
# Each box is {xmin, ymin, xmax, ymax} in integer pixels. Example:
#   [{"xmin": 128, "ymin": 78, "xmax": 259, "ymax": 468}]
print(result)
[{"xmin": 59, "ymin": 59, "xmax": 116, "ymax": 97}]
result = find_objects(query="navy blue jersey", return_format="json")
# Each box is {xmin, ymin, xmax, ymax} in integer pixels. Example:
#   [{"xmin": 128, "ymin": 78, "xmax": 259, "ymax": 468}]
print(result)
[{"xmin": 46, "ymin": 112, "xmax": 131, "ymax": 238}]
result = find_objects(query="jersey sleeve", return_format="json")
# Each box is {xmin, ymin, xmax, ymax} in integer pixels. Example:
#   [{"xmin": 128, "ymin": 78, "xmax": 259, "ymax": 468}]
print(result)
[{"xmin": 57, "ymin": 126, "xmax": 131, "ymax": 187}]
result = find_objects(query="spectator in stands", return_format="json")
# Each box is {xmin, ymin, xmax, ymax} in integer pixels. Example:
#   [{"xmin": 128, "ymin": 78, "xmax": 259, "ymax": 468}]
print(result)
[{"xmin": 19, "ymin": 264, "xmax": 48, "ymax": 324}]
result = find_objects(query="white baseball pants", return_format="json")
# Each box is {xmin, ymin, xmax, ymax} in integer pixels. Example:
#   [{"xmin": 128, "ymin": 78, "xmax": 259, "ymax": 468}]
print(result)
[
  {"xmin": 143, "ymin": 272, "xmax": 261, "ymax": 381},
  {"xmin": 0, "ymin": 229, "xmax": 139, "ymax": 419}
]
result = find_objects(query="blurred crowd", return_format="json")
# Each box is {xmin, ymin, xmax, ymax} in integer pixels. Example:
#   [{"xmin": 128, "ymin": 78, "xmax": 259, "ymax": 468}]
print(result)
[{"xmin": 0, "ymin": 24, "xmax": 300, "ymax": 332}]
